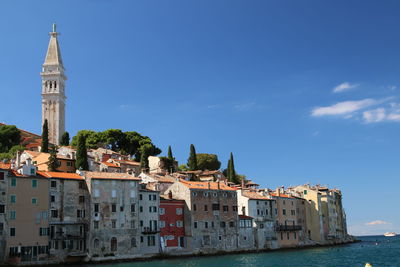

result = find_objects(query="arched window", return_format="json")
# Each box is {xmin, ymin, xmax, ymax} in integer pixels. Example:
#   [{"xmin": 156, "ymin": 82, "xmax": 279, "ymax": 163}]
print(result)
[
  {"xmin": 54, "ymin": 81, "xmax": 57, "ymax": 89},
  {"xmin": 111, "ymin": 237, "xmax": 117, "ymax": 251},
  {"xmin": 131, "ymin": 237, "xmax": 136, "ymax": 247},
  {"xmin": 93, "ymin": 239, "xmax": 100, "ymax": 249},
  {"xmin": 49, "ymin": 81, "xmax": 52, "ymax": 89}
]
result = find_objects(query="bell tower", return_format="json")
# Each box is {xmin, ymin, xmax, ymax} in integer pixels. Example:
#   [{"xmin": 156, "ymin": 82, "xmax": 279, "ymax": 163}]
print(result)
[{"xmin": 41, "ymin": 23, "xmax": 66, "ymax": 145}]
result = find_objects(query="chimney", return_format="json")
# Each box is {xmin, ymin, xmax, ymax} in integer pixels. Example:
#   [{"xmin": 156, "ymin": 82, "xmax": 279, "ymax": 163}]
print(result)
[
  {"xmin": 276, "ymin": 188, "xmax": 280, "ymax": 197},
  {"xmin": 217, "ymin": 181, "xmax": 220, "ymax": 190}
]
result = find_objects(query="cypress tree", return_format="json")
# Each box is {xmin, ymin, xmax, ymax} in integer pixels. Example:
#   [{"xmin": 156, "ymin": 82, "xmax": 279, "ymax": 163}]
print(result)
[
  {"xmin": 41, "ymin": 119, "xmax": 49, "ymax": 153},
  {"xmin": 76, "ymin": 135, "xmax": 89, "ymax": 170},
  {"xmin": 48, "ymin": 146, "xmax": 59, "ymax": 172},
  {"xmin": 187, "ymin": 144, "xmax": 198, "ymax": 171},
  {"xmin": 167, "ymin": 145, "xmax": 175, "ymax": 173},
  {"xmin": 140, "ymin": 144, "xmax": 151, "ymax": 172},
  {"xmin": 228, "ymin": 152, "xmax": 239, "ymax": 184},
  {"xmin": 60, "ymin": 132, "xmax": 70, "ymax": 146}
]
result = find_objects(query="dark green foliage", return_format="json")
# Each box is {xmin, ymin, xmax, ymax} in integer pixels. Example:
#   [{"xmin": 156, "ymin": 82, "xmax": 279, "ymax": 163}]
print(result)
[
  {"xmin": 70, "ymin": 129, "xmax": 161, "ymax": 160},
  {"xmin": 41, "ymin": 120, "xmax": 49, "ymax": 153},
  {"xmin": 140, "ymin": 143, "xmax": 153, "ymax": 171},
  {"xmin": 166, "ymin": 145, "xmax": 175, "ymax": 173},
  {"xmin": 187, "ymin": 144, "xmax": 198, "ymax": 171},
  {"xmin": 48, "ymin": 146, "xmax": 59, "ymax": 172},
  {"xmin": 0, "ymin": 145, "xmax": 25, "ymax": 161},
  {"xmin": 76, "ymin": 135, "xmax": 89, "ymax": 171},
  {"xmin": 178, "ymin": 164, "xmax": 189, "ymax": 171},
  {"xmin": 226, "ymin": 152, "xmax": 240, "ymax": 184},
  {"xmin": 0, "ymin": 125, "xmax": 21, "ymax": 153},
  {"xmin": 196, "ymin": 153, "xmax": 221, "ymax": 171},
  {"xmin": 60, "ymin": 132, "xmax": 70, "ymax": 146}
]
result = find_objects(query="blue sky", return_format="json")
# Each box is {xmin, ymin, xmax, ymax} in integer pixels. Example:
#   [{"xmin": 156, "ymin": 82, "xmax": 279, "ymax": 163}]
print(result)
[{"xmin": 1, "ymin": 0, "xmax": 400, "ymax": 235}]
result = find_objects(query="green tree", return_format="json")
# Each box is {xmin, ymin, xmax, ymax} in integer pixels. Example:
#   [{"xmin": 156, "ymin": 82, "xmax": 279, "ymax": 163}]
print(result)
[
  {"xmin": 196, "ymin": 153, "xmax": 221, "ymax": 171},
  {"xmin": 60, "ymin": 132, "xmax": 70, "ymax": 146},
  {"xmin": 41, "ymin": 119, "xmax": 49, "ymax": 153},
  {"xmin": 0, "ymin": 145, "xmax": 25, "ymax": 161},
  {"xmin": 187, "ymin": 144, "xmax": 198, "ymax": 171},
  {"xmin": 166, "ymin": 145, "xmax": 175, "ymax": 173},
  {"xmin": 178, "ymin": 164, "xmax": 189, "ymax": 171},
  {"xmin": 0, "ymin": 124, "xmax": 21, "ymax": 153},
  {"xmin": 226, "ymin": 152, "xmax": 240, "ymax": 184},
  {"xmin": 76, "ymin": 135, "xmax": 89, "ymax": 170},
  {"xmin": 140, "ymin": 143, "xmax": 153, "ymax": 172},
  {"xmin": 48, "ymin": 146, "xmax": 59, "ymax": 172}
]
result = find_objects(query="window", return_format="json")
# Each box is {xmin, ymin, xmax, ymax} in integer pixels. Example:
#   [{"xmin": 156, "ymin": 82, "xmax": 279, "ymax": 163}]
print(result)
[
  {"xmin": 229, "ymin": 221, "xmax": 235, "ymax": 228},
  {"xmin": 176, "ymin": 221, "xmax": 183, "ymax": 227},
  {"xmin": 203, "ymin": 192, "xmax": 208, "ymax": 197},
  {"xmin": 203, "ymin": 235, "xmax": 211, "ymax": 246},
  {"xmin": 32, "ymin": 179, "xmax": 38, "ymax": 188},
  {"xmin": 176, "ymin": 208, "xmax": 182, "ymax": 215},
  {"xmin": 32, "ymin": 198, "xmax": 37, "ymax": 205},
  {"xmin": 94, "ymin": 189, "xmax": 100, "ymax": 197},
  {"xmin": 140, "ymin": 236, "xmax": 144, "ymax": 243},
  {"xmin": 149, "ymin": 206, "xmax": 157, "ymax": 213},
  {"xmin": 211, "ymin": 221, "xmax": 215, "ymax": 228},
  {"xmin": 140, "ymin": 220, "xmax": 143, "ymax": 227},
  {"xmin": 9, "ymin": 211, "xmax": 16, "ymax": 220},
  {"xmin": 193, "ymin": 204, "xmax": 197, "ymax": 211},
  {"xmin": 287, "ymin": 232, "xmax": 290, "ymax": 240},
  {"xmin": 294, "ymin": 232, "xmax": 297, "ymax": 239},
  {"xmin": 39, "ymin": 227, "xmax": 49, "ymax": 236},
  {"xmin": 94, "ymin": 221, "xmax": 99, "ymax": 229},
  {"xmin": 192, "ymin": 192, "xmax": 197, "ymax": 197},
  {"xmin": 10, "ymin": 178, "xmax": 16, "ymax": 187},
  {"xmin": 10, "ymin": 228, "xmax": 15, "ymax": 237},
  {"xmin": 204, "ymin": 221, "xmax": 209, "ymax": 228},
  {"xmin": 220, "ymin": 221, "xmax": 226, "ymax": 228},
  {"xmin": 204, "ymin": 205, "xmax": 208, "ymax": 211},
  {"xmin": 50, "ymin": 195, "xmax": 55, "ymax": 202},
  {"xmin": 67, "ymin": 161, "xmax": 73, "ymax": 167},
  {"xmin": 275, "ymin": 208, "xmax": 278, "ymax": 215},
  {"xmin": 131, "ymin": 237, "xmax": 137, "ymax": 247},
  {"xmin": 223, "ymin": 206, "xmax": 228, "ymax": 212},
  {"xmin": 159, "ymin": 208, "xmax": 165, "ymax": 215},
  {"xmin": 148, "ymin": 194, "xmax": 152, "ymax": 201},
  {"xmin": 153, "ymin": 194, "xmax": 157, "ymax": 201},
  {"xmin": 79, "ymin": 196, "xmax": 85, "ymax": 204},
  {"xmin": 233, "ymin": 206, "xmax": 238, "ymax": 211},
  {"xmin": 51, "ymin": 210, "xmax": 58, "ymax": 218},
  {"xmin": 130, "ymin": 204, "xmax": 136, "ymax": 213},
  {"xmin": 112, "ymin": 220, "xmax": 116, "ymax": 229},
  {"xmin": 212, "ymin": 204, "xmax": 219, "ymax": 211},
  {"xmin": 94, "ymin": 203, "xmax": 99, "ymax": 213},
  {"xmin": 194, "ymin": 221, "xmax": 198, "ymax": 229},
  {"xmin": 0, "ymin": 172, "xmax": 4, "ymax": 180},
  {"xmin": 77, "ymin": 210, "xmax": 85, "ymax": 218},
  {"xmin": 304, "ymin": 190, "xmax": 308, "ymax": 195},
  {"xmin": 111, "ymin": 190, "xmax": 117, "ymax": 198},
  {"xmin": 281, "ymin": 232, "xmax": 283, "ymax": 240},
  {"xmin": 112, "ymin": 204, "xmax": 117, "ymax": 212},
  {"xmin": 259, "ymin": 223, "xmax": 264, "ymax": 229},
  {"xmin": 283, "ymin": 209, "xmax": 286, "ymax": 215},
  {"xmin": 139, "ymin": 194, "xmax": 143, "ymax": 200},
  {"xmin": 159, "ymin": 221, "xmax": 165, "ymax": 228},
  {"xmin": 147, "ymin": 236, "xmax": 155, "ymax": 246},
  {"xmin": 130, "ymin": 190, "xmax": 136, "ymax": 198},
  {"xmin": 131, "ymin": 220, "xmax": 136, "ymax": 229},
  {"xmin": 0, "ymin": 205, "xmax": 4, "ymax": 214},
  {"xmin": 266, "ymin": 209, "xmax": 269, "ymax": 215},
  {"xmin": 139, "ymin": 206, "xmax": 143, "ymax": 212},
  {"xmin": 51, "ymin": 180, "xmax": 56, "ymax": 188},
  {"xmin": 10, "ymin": 195, "xmax": 16, "ymax": 204}
]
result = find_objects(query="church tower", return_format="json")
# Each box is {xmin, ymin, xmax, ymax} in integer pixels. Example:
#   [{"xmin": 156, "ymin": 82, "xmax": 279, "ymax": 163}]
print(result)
[{"xmin": 41, "ymin": 24, "xmax": 66, "ymax": 145}]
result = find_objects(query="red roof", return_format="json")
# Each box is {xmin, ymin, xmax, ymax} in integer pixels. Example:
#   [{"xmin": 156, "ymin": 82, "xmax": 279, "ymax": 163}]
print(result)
[
  {"xmin": 37, "ymin": 171, "xmax": 84, "ymax": 180},
  {"xmin": 239, "ymin": 215, "xmax": 253, "ymax": 220},
  {"xmin": 101, "ymin": 161, "xmax": 120, "ymax": 168},
  {"xmin": 0, "ymin": 162, "xmax": 11, "ymax": 170},
  {"xmin": 270, "ymin": 193, "xmax": 294, "ymax": 199},
  {"xmin": 180, "ymin": 179, "xmax": 236, "ymax": 191}
]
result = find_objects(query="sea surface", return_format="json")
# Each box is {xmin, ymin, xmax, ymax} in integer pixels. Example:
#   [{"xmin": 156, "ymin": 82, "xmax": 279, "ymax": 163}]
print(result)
[{"xmin": 79, "ymin": 235, "xmax": 399, "ymax": 267}]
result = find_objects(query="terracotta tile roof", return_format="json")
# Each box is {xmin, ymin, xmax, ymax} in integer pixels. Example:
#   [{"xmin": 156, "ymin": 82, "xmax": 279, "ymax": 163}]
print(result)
[
  {"xmin": 180, "ymin": 179, "xmax": 236, "ymax": 191},
  {"xmin": 24, "ymin": 150, "xmax": 41, "ymax": 157},
  {"xmin": 112, "ymin": 159, "xmax": 140, "ymax": 166},
  {"xmin": 242, "ymin": 190, "xmax": 270, "ymax": 200},
  {"xmin": 154, "ymin": 175, "xmax": 175, "ymax": 183},
  {"xmin": 37, "ymin": 171, "xmax": 84, "ymax": 180},
  {"xmin": 0, "ymin": 162, "xmax": 11, "ymax": 170},
  {"xmin": 101, "ymin": 161, "xmax": 120, "ymax": 168},
  {"xmin": 84, "ymin": 171, "xmax": 140, "ymax": 181},
  {"xmin": 199, "ymin": 170, "xmax": 222, "ymax": 175},
  {"xmin": 270, "ymin": 193, "xmax": 294, "ymax": 199},
  {"xmin": 239, "ymin": 215, "xmax": 253, "ymax": 220}
]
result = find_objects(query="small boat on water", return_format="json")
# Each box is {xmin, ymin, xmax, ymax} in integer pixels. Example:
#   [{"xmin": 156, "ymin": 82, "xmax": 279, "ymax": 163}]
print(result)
[{"xmin": 384, "ymin": 232, "xmax": 397, "ymax": 237}]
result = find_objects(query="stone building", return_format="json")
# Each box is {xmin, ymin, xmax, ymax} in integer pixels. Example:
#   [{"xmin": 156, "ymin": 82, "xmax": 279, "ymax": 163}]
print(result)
[
  {"xmin": 81, "ymin": 172, "xmax": 141, "ymax": 259},
  {"xmin": 165, "ymin": 180, "xmax": 239, "ymax": 253},
  {"xmin": 238, "ymin": 215, "xmax": 255, "ymax": 250},
  {"xmin": 41, "ymin": 24, "xmax": 66, "ymax": 145},
  {"xmin": 37, "ymin": 171, "xmax": 89, "ymax": 262},
  {"xmin": 138, "ymin": 187, "xmax": 160, "ymax": 255},
  {"xmin": 0, "ymin": 163, "xmax": 9, "ymax": 262},
  {"xmin": 237, "ymin": 190, "xmax": 278, "ymax": 249}
]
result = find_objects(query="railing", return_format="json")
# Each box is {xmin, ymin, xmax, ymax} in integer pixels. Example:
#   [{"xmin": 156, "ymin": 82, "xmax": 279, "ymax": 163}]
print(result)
[
  {"xmin": 141, "ymin": 227, "xmax": 159, "ymax": 234},
  {"xmin": 275, "ymin": 224, "xmax": 302, "ymax": 231}
]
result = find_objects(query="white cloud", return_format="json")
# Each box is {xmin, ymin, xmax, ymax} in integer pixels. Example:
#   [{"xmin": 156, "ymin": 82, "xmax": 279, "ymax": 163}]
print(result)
[
  {"xmin": 311, "ymin": 99, "xmax": 378, "ymax": 117},
  {"xmin": 363, "ymin": 108, "xmax": 386, "ymax": 123},
  {"xmin": 365, "ymin": 220, "xmax": 391, "ymax": 226},
  {"xmin": 234, "ymin": 102, "xmax": 256, "ymax": 111},
  {"xmin": 333, "ymin": 82, "xmax": 359, "ymax": 93},
  {"xmin": 388, "ymin": 85, "xmax": 397, "ymax": 90}
]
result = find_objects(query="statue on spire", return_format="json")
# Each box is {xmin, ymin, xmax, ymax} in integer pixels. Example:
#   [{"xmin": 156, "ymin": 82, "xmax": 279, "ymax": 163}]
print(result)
[{"xmin": 52, "ymin": 23, "xmax": 57, "ymax": 33}]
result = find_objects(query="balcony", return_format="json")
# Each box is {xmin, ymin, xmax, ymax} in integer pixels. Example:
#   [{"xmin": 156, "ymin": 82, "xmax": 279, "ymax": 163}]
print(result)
[
  {"xmin": 275, "ymin": 224, "xmax": 302, "ymax": 231},
  {"xmin": 141, "ymin": 227, "xmax": 159, "ymax": 235}
]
